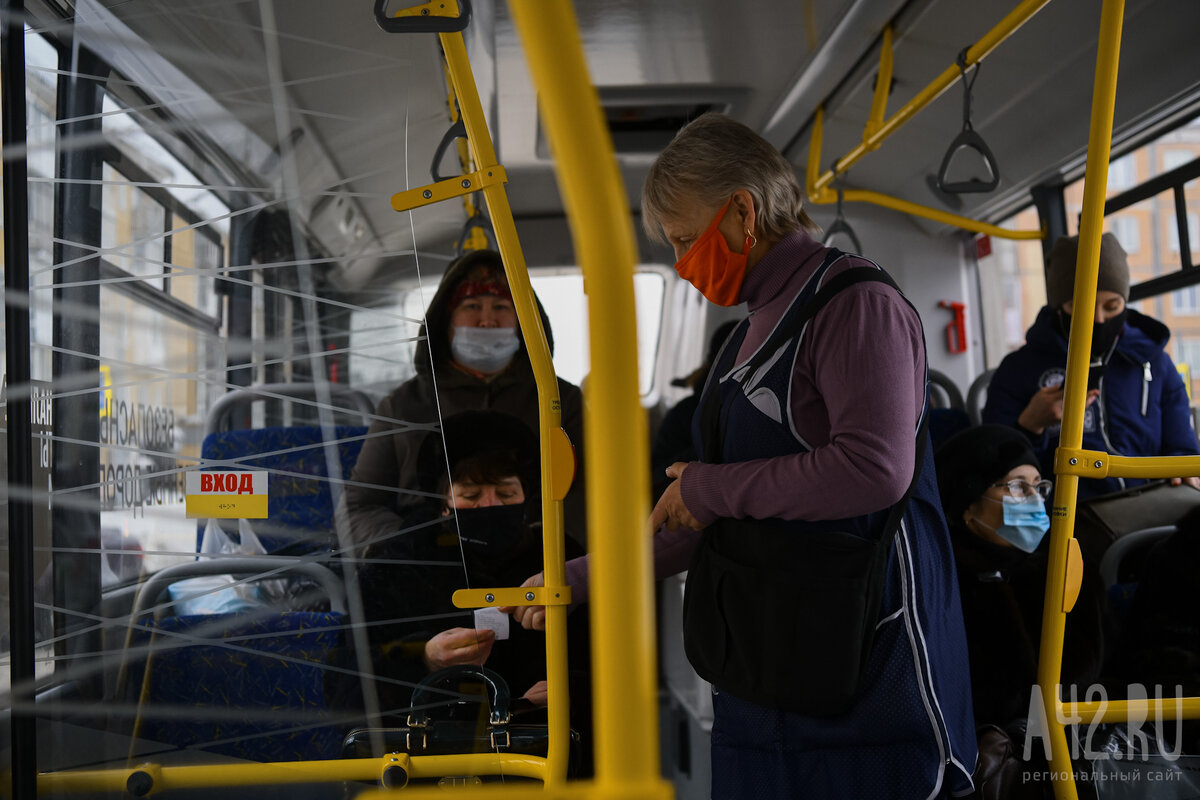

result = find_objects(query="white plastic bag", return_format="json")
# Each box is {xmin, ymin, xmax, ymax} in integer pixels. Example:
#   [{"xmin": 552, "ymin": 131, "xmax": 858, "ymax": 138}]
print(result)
[{"xmin": 168, "ymin": 519, "xmax": 270, "ymax": 615}]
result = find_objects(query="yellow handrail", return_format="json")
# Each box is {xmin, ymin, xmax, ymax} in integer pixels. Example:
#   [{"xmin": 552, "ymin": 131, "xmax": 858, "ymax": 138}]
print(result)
[
  {"xmin": 812, "ymin": 0, "xmax": 1052, "ymax": 195},
  {"xmin": 806, "ymin": 108, "xmax": 1044, "ymax": 241},
  {"xmin": 439, "ymin": 58, "xmax": 491, "ymax": 251},
  {"xmin": 804, "ymin": 0, "xmax": 1055, "ymax": 240},
  {"xmin": 37, "ymin": 753, "xmax": 545, "ymax": 795},
  {"xmin": 863, "ymin": 25, "xmax": 893, "ymax": 146},
  {"xmin": 506, "ymin": 0, "xmax": 670, "ymax": 796},
  {"xmin": 433, "ymin": 12, "xmax": 575, "ymax": 787},
  {"xmin": 1035, "ymin": 1, "xmax": 1200, "ymax": 798}
]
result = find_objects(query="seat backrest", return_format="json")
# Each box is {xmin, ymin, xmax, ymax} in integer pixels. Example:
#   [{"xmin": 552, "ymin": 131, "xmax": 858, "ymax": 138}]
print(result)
[
  {"xmin": 197, "ymin": 425, "xmax": 368, "ymax": 554},
  {"xmin": 928, "ymin": 369, "xmax": 965, "ymax": 411},
  {"xmin": 122, "ymin": 558, "xmax": 351, "ymax": 761},
  {"xmin": 205, "ymin": 383, "xmax": 375, "ymax": 437},
  {"xmin": 130, "ymin": 610, "xmax": 347, "ymax": 762},
  {"xmin": 966, "ymin": 368, "xmax": 996, "ymax": 427}
]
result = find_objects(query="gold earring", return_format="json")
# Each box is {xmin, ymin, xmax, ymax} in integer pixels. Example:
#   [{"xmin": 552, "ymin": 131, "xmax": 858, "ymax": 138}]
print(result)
[{"xmin": 745, "ymin": 228, "xmax": 757, "ymax": 249}]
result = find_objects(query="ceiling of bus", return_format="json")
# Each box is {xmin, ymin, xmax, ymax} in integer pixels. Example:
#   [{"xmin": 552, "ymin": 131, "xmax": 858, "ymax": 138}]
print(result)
[{"xmin": 56, "ymin": 0, "xmax": 1200, "ymax": 288}]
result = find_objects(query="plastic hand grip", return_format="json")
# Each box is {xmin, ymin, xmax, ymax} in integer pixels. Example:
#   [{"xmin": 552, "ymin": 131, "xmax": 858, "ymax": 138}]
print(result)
[
  {"xmin": 937, "ymin": 126, "xmax": 1000, "ymax": 194},
  {"xmin": 431, "ymin": 118, "xmax": 468, "ymax": 183},
  {"xmin": 822, "ymin": 218, "xmax": 863, "ymax": 254},
  {"xmin": 374, "ymin": 0, "xmax": 472, "ymax": 34}
]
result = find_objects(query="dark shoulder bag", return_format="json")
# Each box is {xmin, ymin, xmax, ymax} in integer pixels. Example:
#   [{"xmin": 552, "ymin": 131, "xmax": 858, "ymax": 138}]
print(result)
[{"xmin": 682, "ymin": 267, "xmax": 929, "ymax": 717}]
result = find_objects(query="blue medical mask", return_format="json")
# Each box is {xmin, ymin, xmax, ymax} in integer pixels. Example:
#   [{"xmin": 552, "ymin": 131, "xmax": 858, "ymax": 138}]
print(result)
[
  {"xmin": 451, "ymin": 326, "xmax": 520, "ymax": 373},
  {"xmin": 975, "ymin": 495, "xmax": 1051, "ymax": 553}
]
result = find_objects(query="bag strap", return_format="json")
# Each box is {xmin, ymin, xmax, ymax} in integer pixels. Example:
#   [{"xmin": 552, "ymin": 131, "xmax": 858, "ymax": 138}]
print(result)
[
  {"xmin": 408, "ymin": 664, "xmax": 512, "ymax": 727},
  {"xmin": 700, "ymin": 263, "xmax": 927, "ymax": 540},
  {"xmin": 702, "ymin": 264, "xmax": 899, "ymax": 463}
]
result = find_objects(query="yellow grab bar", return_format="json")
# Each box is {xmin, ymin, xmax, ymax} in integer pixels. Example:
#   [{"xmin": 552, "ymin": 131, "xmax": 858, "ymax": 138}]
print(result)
[
  {"xmin": 507, "ymin": 1, "xmax": 671, "ymax": 798},
  {"xmin": 434, "ymin": 20, "xmax": 575, "ymax": 786},
  {"xmin": 812, "ymin": 0, "xmax": 1052, "ymax": 195},
  {"xmin": 806, "ymin": 108, "xmax": 1044, "ymax": 241},
  {"xmin": 1029, "ymin": 2, "xmax": 1200, "ymax": 799}
]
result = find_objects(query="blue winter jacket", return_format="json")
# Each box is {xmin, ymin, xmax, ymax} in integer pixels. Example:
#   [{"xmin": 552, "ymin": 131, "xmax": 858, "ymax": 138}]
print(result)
[{"xmin": 982, "ymin": 306, "xmax": 1199, "ymax": 499}]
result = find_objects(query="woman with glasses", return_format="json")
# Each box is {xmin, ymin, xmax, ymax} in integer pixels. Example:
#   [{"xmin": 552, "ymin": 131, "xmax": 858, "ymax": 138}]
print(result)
[{"xmin": 935, "ymin": 424, "xmax": 1107, "ymax": 731}]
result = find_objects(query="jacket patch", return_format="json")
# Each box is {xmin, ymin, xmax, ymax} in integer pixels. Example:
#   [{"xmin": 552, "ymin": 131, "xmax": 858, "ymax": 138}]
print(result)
[{"xmin": 1038, "ymin": 368, "xmax": 1065, "ymax": 390}]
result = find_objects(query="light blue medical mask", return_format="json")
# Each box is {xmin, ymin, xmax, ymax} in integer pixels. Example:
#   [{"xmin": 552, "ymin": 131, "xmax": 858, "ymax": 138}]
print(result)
[
  {"xmin": 975, "ymin": 495, "xmax": 1051, "ymax": 553},
  {"xmin": 451, "ymin": 326, "xmax": 520, "ymax": 373}
]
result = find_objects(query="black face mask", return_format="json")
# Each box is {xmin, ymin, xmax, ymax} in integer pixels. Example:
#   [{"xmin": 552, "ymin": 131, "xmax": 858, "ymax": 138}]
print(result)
[
  {"xmin": 1057, "ymin": 309, "xmax": 1127, "ymax": 360},
  {"xmin": 451, "ymin": 503, "xmax": 530, "ymax": 567}
]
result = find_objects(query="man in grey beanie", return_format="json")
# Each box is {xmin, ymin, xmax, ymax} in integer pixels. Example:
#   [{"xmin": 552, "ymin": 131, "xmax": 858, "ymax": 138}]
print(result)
[
  {"xmin": 1044, "ymin": 232, "xmax": 1130, "ymax": 311},
  {"xmin": 982, "ymin": 232, "xmax": 1199, "ymax": 499}
]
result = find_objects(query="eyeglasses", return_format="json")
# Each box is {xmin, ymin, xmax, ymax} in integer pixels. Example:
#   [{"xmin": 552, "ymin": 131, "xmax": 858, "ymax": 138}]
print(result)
[{"xmin": 990, "ymin": 479, "xmax": 1053, "ymax": 500}]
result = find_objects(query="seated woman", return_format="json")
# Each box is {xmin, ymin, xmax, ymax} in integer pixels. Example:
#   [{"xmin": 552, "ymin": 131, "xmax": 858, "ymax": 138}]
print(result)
[
  {"xmin": 348, "ymin": 410, "xmax": 589, "ymax": 739},
  {"xmin": 935, "ymin": 424, "xmax": 1107, "ymax": 729}
]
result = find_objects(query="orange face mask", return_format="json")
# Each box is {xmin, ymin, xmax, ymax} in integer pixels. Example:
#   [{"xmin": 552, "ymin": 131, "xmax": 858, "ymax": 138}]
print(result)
[{"xmin": 673, "ymin": 199, "xmax": 755, "ymax": 307}]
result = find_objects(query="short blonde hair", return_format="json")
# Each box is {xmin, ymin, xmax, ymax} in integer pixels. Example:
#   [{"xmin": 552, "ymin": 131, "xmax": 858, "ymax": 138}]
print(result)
[{"xmin": 642, "ymin": 113, "xmax": 816, "ymax": 244}]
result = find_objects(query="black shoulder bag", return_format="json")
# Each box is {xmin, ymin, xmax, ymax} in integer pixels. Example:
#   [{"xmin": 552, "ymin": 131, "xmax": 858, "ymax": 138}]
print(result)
[{"xmin": 682, "ymin": 266, "xmax": 930, "ymax": 717}]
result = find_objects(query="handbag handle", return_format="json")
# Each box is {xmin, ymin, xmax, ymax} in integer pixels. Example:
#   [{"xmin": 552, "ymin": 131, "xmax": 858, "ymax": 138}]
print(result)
[{"xmin": 408, "ymin": 664, "xmax": 513, "ymax": 727}]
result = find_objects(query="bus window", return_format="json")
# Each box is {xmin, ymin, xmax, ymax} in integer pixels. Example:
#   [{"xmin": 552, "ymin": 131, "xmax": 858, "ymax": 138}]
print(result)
[
  {"xmin": 530, "ymin": 268, "xmax": 667, "ymax": 400},
  {"xmin": 1064, "ymin": 114, "xmax": 1200, "ymax": 400},
  {"xmin": 982, "ymin": 112, "xmax": 1200, "ymax": 380},
  {"xmin": 977, "ymin": 207, "xmax": 1047, "ymax": 369},
  {"xmin": 93, "ymin": 95, "xmax": 230, "ymax": 578},
  {"xmin": 347, "ymin": 290, "xmax": 426, "ymax": 397}
]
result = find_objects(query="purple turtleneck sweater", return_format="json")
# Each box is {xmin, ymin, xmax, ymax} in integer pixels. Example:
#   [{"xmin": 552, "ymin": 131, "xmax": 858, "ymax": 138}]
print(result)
[{"xmin": 564, "ymin": 230, "xmax": 926, "ymax": 603}]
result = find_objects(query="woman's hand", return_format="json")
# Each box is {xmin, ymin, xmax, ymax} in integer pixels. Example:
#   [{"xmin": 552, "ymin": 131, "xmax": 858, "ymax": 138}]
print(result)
[
  {"xmin": 422, "ymin": 627, "xmax": 495, "ymax": 671},
  {"xmin": 649, "ymin": 462, "xmax": 704, "ymax": 532},
  {"xmin": 1169, "ymin": 477, "xmax": 1200, "ymax": 489},
  {"xmin": 522, "ymin": 680, "xmax": 549, "ymax": 707},
  {"xmin": 1017, "ymin": 386, "xmax": 1099, "ymax": 434},
  {"xmin": 498, "ymin": 573, "xmax": 546, "ymax": 632}
]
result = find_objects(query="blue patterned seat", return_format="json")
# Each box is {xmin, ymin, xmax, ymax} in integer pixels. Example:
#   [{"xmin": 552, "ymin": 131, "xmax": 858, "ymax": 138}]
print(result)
[
  {"xmin": 126, "ymin": 424, "xmax": 370, "ymax": 762},
  {"xmin": 197, "ymin": 426, "xmax": 367, "ymax": 554},
  {"xmin": 131, "ymin": 611, "xmax": 346, "ymax": 762}
]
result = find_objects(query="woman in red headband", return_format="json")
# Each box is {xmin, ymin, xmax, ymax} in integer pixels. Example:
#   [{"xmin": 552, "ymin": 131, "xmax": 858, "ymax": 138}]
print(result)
[{"xmin": 341, "ymin": 249, "xmax": 586, "ymax": 554}]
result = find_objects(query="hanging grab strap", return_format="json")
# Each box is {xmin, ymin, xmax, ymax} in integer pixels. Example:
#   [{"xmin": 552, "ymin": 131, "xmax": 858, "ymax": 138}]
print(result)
[
  {"xmin": 822, "ymin": 187, "xmax": 864, "ymax": 254},
  {"xmin": 431, "ymin": 117, "xmax": 468, "ymax": 183},
  {"xmin": 936, "ymin": 49, "xmax": 1000, "ymax": 194}
]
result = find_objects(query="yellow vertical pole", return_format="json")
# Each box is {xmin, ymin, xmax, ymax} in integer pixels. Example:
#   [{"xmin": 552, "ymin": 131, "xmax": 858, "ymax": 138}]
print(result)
[
  {"xmin": 506, "ymin": 2, "xmax": 670, "ymax": 797},
  {"xmin": 438, "ymin": 27, "xmax": 572, "ymax": 786},
  {"xmin": 1039, "ymin": 2, "xmax": 1125, "ymax": 798}
]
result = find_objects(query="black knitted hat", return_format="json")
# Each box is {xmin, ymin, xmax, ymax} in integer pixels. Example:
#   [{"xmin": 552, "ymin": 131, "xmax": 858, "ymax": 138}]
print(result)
[
  {"xmin": 935, "ymin": 424, "xmax": 1040, "ymax": 524},
  {"xmin": 416, "ymin": 410, "xmax": 540, "ymax": 499}
]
